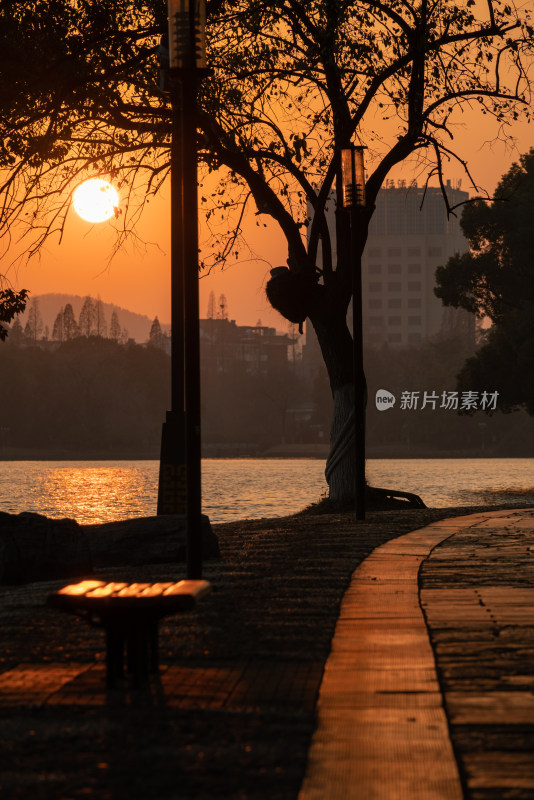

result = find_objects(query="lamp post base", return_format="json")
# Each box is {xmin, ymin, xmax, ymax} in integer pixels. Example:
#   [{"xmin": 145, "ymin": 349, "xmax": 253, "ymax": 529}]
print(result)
[{"xmin": 157, "ymin": 410, "xmax": 187, "ymax": 516}]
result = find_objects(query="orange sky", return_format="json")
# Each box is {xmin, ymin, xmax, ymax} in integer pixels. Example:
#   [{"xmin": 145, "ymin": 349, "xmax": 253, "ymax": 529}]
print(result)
[{"xmin": 6, "ymin": 113, "xmax": 533, "ymax": 332}]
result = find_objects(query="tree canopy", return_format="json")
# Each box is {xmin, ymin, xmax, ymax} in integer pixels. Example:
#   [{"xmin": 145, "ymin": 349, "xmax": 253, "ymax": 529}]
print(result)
[
  {"xmin": 1, "ymin": 0, "xmax": 532, "ymax": 268},
  {"xmin": 1, "ymin": 0, "xmax": 533, "ymax": 499},
  {"xmin": 435, "ymin": 149, "xmax": 534, "ymax": 414}
]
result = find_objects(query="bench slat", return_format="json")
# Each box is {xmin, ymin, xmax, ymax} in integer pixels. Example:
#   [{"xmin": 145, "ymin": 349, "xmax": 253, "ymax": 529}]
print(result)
[
  {"xmin": 57, "ymin": 580, "xmax": 106, "ymax": 596},
  {"xmin": 114, "ymin": 583, "xmax": 152, "ymax": 597},
  {"xmin": 163, "ymin": 580, "xmax": 211, "ymax": 599},
  {"xmin": 136, "ymin": 582, "xmax": 175, "ymax": 597}
]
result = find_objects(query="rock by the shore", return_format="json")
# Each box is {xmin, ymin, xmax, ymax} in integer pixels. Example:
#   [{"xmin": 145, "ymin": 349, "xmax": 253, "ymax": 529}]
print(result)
[
  {"xmin": 0, "ymin": 511, "xmax": 219, "ymax": 585},
  {"xmin": 85, "ymin": 514, "xmax": 219, "ymax": 569},
  {"xmin": 0, "ymin": 512, "xmax": 92, "ymax": 585}
]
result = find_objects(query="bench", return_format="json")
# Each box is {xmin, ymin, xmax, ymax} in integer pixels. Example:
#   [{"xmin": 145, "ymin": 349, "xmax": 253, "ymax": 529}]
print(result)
[{"xmin": 47, "ymin": 579, "xmax": 211, "ymax": 687}]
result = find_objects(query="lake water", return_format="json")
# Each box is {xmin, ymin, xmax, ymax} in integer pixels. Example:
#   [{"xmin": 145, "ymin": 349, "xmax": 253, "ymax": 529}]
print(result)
[{"xmin": 0, "ymin": 458, "xmax": 534, "ymax": 525}]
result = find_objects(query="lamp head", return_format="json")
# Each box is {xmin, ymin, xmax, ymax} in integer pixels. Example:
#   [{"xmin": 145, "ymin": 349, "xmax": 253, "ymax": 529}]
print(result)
[
  {"xmin": 341, "ymin": 145, "xmax": 366, "ymax": 209},
  {"xmin": 168, "ymin": 0, "xmax": 206, "ymax": 69}
]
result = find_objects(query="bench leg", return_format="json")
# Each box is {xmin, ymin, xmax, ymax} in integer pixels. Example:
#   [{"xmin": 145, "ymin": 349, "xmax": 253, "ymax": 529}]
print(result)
[
  {"xmin": 126, "ymin": 627, "xmax": 148, "ymax": 685},
  {"xmin": 105, "ymin": 625, "xmax": 125, "ymax": 688},
  {"xmin": 125, "ymin": 620, "xmax": 160, "ymax": 685},
  {"xmin": 149, "ymin": 621, "xmax": 159, "ymax": 673}
]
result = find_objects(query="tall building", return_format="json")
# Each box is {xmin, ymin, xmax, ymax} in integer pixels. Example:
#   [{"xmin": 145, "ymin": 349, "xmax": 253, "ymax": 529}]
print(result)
[
  {"xmin": 308, "ymin": 180, "xmax": 474, "ymax": 350},
  {"xmin": 361, "ymin": 180, "xmax": 473, "ymax": 347}
]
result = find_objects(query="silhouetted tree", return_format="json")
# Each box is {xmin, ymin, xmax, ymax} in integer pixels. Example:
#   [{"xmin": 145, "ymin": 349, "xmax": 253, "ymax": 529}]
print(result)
[
  {"xmin": 109, "ymin": 310, "xmax": 122, "ymax": 341},
  {"xmin": 78, "ymin": 296, "xmax": 96, "ymax": 337},
  {"xmin": 52, "ymin": 308, "xmax": 64, "ymax": 341},
  {"xmin": 435, "ymin": 150, "xmax": 534, "ymax": 414},
  {"xmin": 1, "ymin": 0, "xmax": 533, "ymax": 502},
  {"xmin": 0, "ymin": 289, "xmax": 28, "ymax": 342},
  {"xmin": 95, "ymin": 296, "xmax": 107, "ymax": 337},
  {"xmin": 7, "ymin": 316, "xmax": 25, "ymax": 345},
  {"xmin": 62, "ymin": 304, "xmax": 79, "ymax": 340},
  {"xmin": 23, "ymin": 298, "xmax": 43, "ymax": 342},
  {"xmin": 148, "ymin": 316, "xmax": 166, "ymax": 349}
]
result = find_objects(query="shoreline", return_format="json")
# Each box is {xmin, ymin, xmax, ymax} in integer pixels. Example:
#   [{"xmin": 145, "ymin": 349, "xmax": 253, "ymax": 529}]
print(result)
[{"xmin": 0, "ymin": 450, "xmax": 531, "ymax": 461}]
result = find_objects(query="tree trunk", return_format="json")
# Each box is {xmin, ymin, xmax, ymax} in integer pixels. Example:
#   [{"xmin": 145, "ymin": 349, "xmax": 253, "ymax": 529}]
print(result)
[
  {"xmin": 310, "ymin": 305, "xmax": 362, "ymax": 506},
  {"xmin": 325, "ymin": 382, "xmax": 357, "ymax": 504}
]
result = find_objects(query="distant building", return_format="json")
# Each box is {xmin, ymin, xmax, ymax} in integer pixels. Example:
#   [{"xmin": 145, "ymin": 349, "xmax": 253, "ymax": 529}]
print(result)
[
  {"xmin": 199, "ymin": 318, "xmax": 290, "ymax": 374},
  {"xmin": 309, "ymin": 180, "xmax": 475, "ymax": 349},
  {"xmin": 362, "ymin": 180, "xmax": 474, "ymax": 347}
]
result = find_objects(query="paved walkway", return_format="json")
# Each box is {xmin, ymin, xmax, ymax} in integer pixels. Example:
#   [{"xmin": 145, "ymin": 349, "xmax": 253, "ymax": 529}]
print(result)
[
  {"xmin": 0, "ymin": 507, "xmax": 533, "ymax": 799},
  {"xmin": 299, "ymin": 509, "xmax": 534, "ymax": 800}
]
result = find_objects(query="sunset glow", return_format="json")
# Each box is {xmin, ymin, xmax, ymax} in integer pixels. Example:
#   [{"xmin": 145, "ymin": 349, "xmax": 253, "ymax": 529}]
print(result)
[{"xmin": 72, "ymin": 179, "xmax": 119, "ymax": 223}]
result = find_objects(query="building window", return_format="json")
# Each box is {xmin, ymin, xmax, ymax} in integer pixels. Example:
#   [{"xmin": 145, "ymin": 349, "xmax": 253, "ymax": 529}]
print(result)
[
  {"xmin": 388, "ymin": 281, "xmax": 402, "ymax": 291},
  {"xmin": 388, "ymin": 316, "xmax": 402, "ymax": 325},
  {"xmin": 388, "ymin": 299, "xmax": 401, "ymax": 308},
  {"xmin": 408, "ymin": 281, "xmax": 421, "ymax": 291},
  {"xmin": 368, "ymin": 264, "xmax": 382, "ymax": 274},
  {"xmin": 408, "ymin": 298, "xmax": 422, "ymax": 308},
  {"xmin": 387, "ymin": 247, "xmax": 402, "ymax": 256},
  {"xmin": 407, "ymin": 263, "xmax": 421, "ymax": 273},
  {"xmin": 408, "ymin": 333, "xmax": 422, "ymax": 343},
  {"xmin": 408, "ymin": 316, "xmax": 422, "ymax": 325},
  {"xmin": 369, "ymin": 282, "xmax": 382, "ymax": 292},
  {"xmin": 427, "ymin": 196, "xmax": 445, "ymax": 234},
  {"xmin": 406, "ymin": 202, "xmax": 425, "ymax": 235},
  {"xmin": 388, "ymin": 264, "xmax": 401, "ymax": 274},
  {"xmin": 388, "ymin": 333, "xmax": 402, "ymax": 343},
  {"xmin": 407, "ymin": 247, "xmax": 421, "ymax": 256},
  {"xmin": 369, "ymin": 316, "xmax": 384, "ymax": 326},
  {"xmin": 428, "ymin": 246, "xmax": 442, "ymax": 257},
  {"xmin": 368, "ymin": 248, "xmax": 381, "ymax": 257},
  {"xmin": 386, "ymin": 197, "xmax": 404, "ymax": 235},
  {"xmin": 368, "ymin": 299, "xmax": 382, "ymax": 309}
]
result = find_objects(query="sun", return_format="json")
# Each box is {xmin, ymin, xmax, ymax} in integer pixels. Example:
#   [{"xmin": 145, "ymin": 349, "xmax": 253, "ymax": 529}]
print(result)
[{"xmin": 72, "ymin": 178, "xmax": 119, "ymax": 223}]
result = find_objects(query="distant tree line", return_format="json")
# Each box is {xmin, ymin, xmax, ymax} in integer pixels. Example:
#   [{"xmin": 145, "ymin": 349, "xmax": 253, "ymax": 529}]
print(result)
[
  {"xmin": 0, "ymin": 337, "xmax": 170, "ymax": 454},
  {"xmin": 10, "ymin": 296, "xmax": 129, "ymax": 344},
  {"xmin": 311, "ymin": 335, "xmax": 534, "ymax": 457},
  {"xmin": 0, "ymin": 334, "xmax": 308, "ymax": 456},
  {"xmin": 2, "ymin": 308, "xmax": 532, "ymax": 456}
]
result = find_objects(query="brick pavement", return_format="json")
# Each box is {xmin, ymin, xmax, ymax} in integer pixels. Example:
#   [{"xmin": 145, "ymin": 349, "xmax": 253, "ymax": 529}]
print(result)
[
  {"xmin": 1, "ymin": 508, "xmax": 443, "ymax": 800},
  {"xmin": 421, "ymin": 508, "xmax": 534, "ymax": 800},
  {"xmin": 0, "ymin": 506, "xmax": 533, "ymax": 799},
  {"xmin": 297, "ymin": 509, "xmax": 534, "ymax": 800}
]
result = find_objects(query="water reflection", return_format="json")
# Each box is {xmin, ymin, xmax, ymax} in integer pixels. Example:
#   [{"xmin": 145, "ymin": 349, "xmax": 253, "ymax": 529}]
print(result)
[
  {"xmin": 0, "ymin": 459, "xmax": 329, "ymax": 525},
  {"xmin": 366, "ymin": 458, "xmax": 534, "ymax": 508},
  {"xmin": 38, "ymin": 465, "xmax": 156, "ymax": 524},
  {"xmin": 0, "ymin": 458, "xmax": 533, "ymax": 526},
  {"xmin": 0, "ymin": 462, "xmax": 158, "ymax": 525}
]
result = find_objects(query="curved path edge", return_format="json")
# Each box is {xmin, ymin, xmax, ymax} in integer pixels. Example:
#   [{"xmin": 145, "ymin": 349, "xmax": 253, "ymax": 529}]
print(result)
[{"xmin": 297, "ymin": 509, "xmax": 519, "ymax": 800}]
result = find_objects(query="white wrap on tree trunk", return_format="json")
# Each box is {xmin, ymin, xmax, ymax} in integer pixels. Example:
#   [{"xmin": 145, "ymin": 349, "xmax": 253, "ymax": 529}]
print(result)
[{"xmin": 325, "ymin": 383, "xmax": 359, "ymax": 503}]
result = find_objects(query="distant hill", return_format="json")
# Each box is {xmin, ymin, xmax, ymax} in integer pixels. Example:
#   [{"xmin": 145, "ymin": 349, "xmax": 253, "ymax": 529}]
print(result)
[{"xmin": 19, "ymin": 293, "xmax": 158, "ymax": 343}]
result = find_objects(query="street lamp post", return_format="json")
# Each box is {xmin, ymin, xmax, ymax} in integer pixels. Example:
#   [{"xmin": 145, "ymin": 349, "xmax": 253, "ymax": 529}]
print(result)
[
  {"xmin": 157, "ymin": 0, "xmax": 207, "ymax": 579},
  {"xmin": 341, "ymin": 145, "xmax": 367, "ymax": 520}
]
